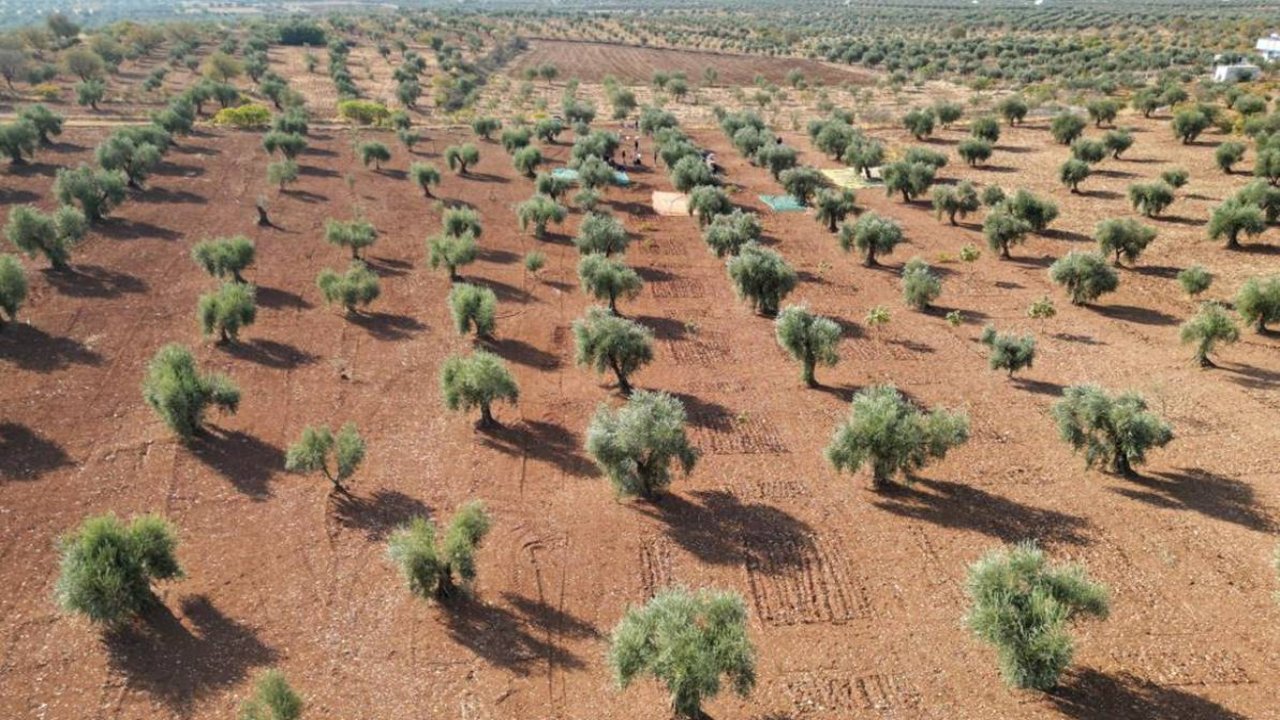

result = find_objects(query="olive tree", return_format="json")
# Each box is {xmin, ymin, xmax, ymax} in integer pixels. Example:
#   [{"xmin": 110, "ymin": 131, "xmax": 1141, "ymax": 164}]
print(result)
[
  {"xmin": 317, "ymin": 261, "xmax": 380, "ymax": 313},
  {"xmin": 0, "ymin": 254, "xmax": 27, "ymax": 326},
  {"xmin": 1235, "ymin": 276, "xmax": 1280, "ymax": 332},
  {"xmin": 17, "ymin": 105, "xmax": 64, "ymax": 145},
  {"xmin": 471, "ymin": 117, "xmax": 501, "ymax": 140},
  {"xmin": 585, "ymin": 390, "xmax": 697, "ymax": 499},
  {"xmin": 426, "ymin": 232, "xmax": 478, "ymax": 280},
  {"xmin": 262, "ymin": 131, "xmax": 307, "ymax": 159},
  {"xmin": 1216, "ymin": 142, "xmax": 1246, "ymax": 173},
  {"xmin": 1049, "ymin": 112, "xmax": 1086, "ymax": 145},
  {"xmin": 285, "ymin": 422, "xmax": 365, "ymax": 493},
  {"xmin": 1006, "ymin": 190, "xmax": 1058, "ymax": 233},
  {"xmin": 516, "ymin": 194, "xmax": 567, "ymax": 239},
  {"xmin": 756, "ymin": 143, "xmax": 797, "ymax": 179},
  {"xmin": 1171, "ymin": 109, "xmax": 1210, "ymax": 144},
  {"xmin": 0, "ymin": 120, "xmax": 38, "ymax": 164},
  {"xmin": 142, "ymin": 343, "xmax": 240, "ymax": 439},
  {"xmin": 966, "ymin": 542, "xmax": 1109, "ymax": 691},
  {"xmin": 970, "ymin": 115, "xmax": 1000, "ymax": 143},
  {"xmin": 671, "ymin": 155, "xmax": 716, "ymax": 193},
  {"xmin": 574, "ymin": 211, "xmax": 629, "ymax": 256},
  {"xmin": 449, "ymin": 283, "xmax": 497, "ymax": 338},
  {"xmin": 881, "ymin": 161, "xmax": 935, "ymax": 202},
  {"xmin": 357, "ymin": 141, "xmax": 391, "ymax": 170},
  {"xmin": 444, "ymin": 143, "xmax": 479, "ymax": 174},
  {"xmin": 775, "ymin": 304, "xmax": 840, "ymax": 386},
  {"xmin": 780, "ymin": 166, "xmax": 828, "ymax": 207},
  {"xmin": 957, "ymin": 138, "xmax": 993, "ymax": 167},
  {"xmin": 387, "ymin": 501, "xmax": 491, "ymax": 600},
  {"xmin": 1086, "ymin": 98, "xmax": 1120, "ymax": 127},
  {"xmin": 1095, "ymin": 218, "xmax": 1156, "ymax": 266},
  {"xmin": 267, "ymin": 159, "xmax": 298, "ymax": 190},
  {"xmin": 610, "ymin": 587, "xmax": 755, "ymax": 719},
  {"xmin": 903, "ymin": 108, "xmax": 935, "ymax": 140},
  {"xmin": 1177, "ymin": 265, "xmax": 1212, "ymax": 299},
  {"xmin": 1180, "ymin": 301, "xmax": 1239, "ymax": 367},
  {"xmin": 55, "ymin": 513, "xmax": 183, "ymax": 625},
  {"xmin": 932, "ymin": 182, "xmax": 980, "ymax": 225},
  {"xmin": 814, "ymin": 188, "xmax": 856, "ymax": 232},
  {"xmin": 324, "ymin": 218, "xmax": 377, "ymax": 259},
  {"xmin": 843, "ymin": 136, "xmax": 885, "ymax": 179},
  {"xmin": 1255, "ymin": 148, "xmax": 1280, "ymax": 186},
  {"xmin": 1054, "ymin": 383, "xmax": 1175, "ymax": 478},
  {"xmin": 1102, "ymin": 129, "xmax": 1134, "ymax": 159},
  {"xmin": 1127, "ymin": 182, "xmax": 1174, "ymax": 218},
  {"xmin": 703, "ymin": 210, "xmax": 761, "ymax": 258},
  {"xmin": 408, "ymin": 162, "xmax": 441, "ymax": 198},
  {"xmin": 1208, "ymin": 199, "xmax": 1265, "ymax": 249},
  {"xmin": 840, "ymin": 212, "xmax": 902, "ymax": 267},
  {"xmin": 573, "ymin": 307, "xmax": 653, "ymax": 395},
  {"xmin": 512, "ymin": 145, "xmax": 542, "ymax": 178},
  {"xmin": 198, "ymin": 282, "xmax": 256, "ymax": 344},
  {"xmin": 980, "ymin": 325, "xmax": 1036, "ymax": 376},
  {"xmin": 983, "ymin": 206, "xmax": 1032, "ymax": 259},
  {"xmin": 240, "ymin": 670, "xmax": 303, "ymax": 720},
  {"xmin": 440, "ymin": 350, "xmax": 518, "ymax": 428},
  {"xmin": 687, "ymin": 185, "xmax": 732, "ymax": 227},
  {"xmin": 5, "ymin": 204, "xmax": 87, "ymax": 270},
  {"xmin": 997, "ymin": 95, "xmax": 1028, "ymax": 126},
  {"xmin": 825, "ymin": 384, "xmax": 970, "ymax": 488},
  {"xmin": 442, "ymin": 207, "xmax": 482, "ymax": 239},
  {"xmin": 578, "ymin": 254, "xmax": 642, "ymax": 314},
  {"xmin": 534, "ymin": 172, "xmax": 571, "ymax": 201},
  {"xmin": 901, "ymin": 257, "xmax": 942, "ymax": 310},
  {"xmin": 1049, "ymin": 252, "xmax": 1119, "ymax": 305},
  {"xmin": 53, "ymin": 164, "xmax": 127, "ymax": 222},
  {"xmin": 191, "ymin": 235, "xmax": 254, "ymax": 282},
  {"xmin": 1058, "ymin": 159, "xmax": 1090, "ymax": 193},
  {"xmin": 726, "ymin": 242, "xmax": 797, "ymax": 315}
]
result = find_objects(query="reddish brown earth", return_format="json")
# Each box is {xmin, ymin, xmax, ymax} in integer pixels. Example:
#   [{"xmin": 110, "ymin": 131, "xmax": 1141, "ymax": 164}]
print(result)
[
  {"xmin": 507, "ymin": 39, "xmax": 873, "ymax": 87},
  {"xmin": 1, "ymin": 110, "xmax": 1279, "ymax": 720}
]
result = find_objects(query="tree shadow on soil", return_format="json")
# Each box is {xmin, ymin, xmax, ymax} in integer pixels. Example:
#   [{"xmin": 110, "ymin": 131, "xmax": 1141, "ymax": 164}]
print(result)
[
  {"xmin": 1011, "ymin": 377, "xmax": 1066, "ymax": 397},
  {"xmin": 636, "ymin": 489, "xmax": 816, "ymax": 569},
  {"xmin": 872, "ymin": 478, "xmax": 1094, "ymax": 546},
  {"xmin": 475, "ymin": 277, "xmax": 533, "ymax": 304},
  {"xmin": 97, "ymin": 218, "xmax": 183, "ymax": 241},
  {"xmin": 1112, "ymin": 467, "xmax": 1275, "ymax": 532},
  {"xmin": 479, "ymin": 419, "xmax": 596, "ymax": 478},
  {"xmin": 255, "ymin": 285, "xmax": 312, "ymax": 310},
  {"xmin": 190, "ymin": 427, "xmax": 283, "ymax": 500},
  {"xmin": 225, "ymin": 338, "xmax": 319, "ymax": 370},
  {"xmin": 1091, "ymin": 303, "xmax": 1177, "ymax": 326},
  {"xmin": 0, "ymin": 423, "xmax": 71, "ymax": 481},
  {"xmin": 0, "ymin": 323, "xmax": 103, "ymax": 371},
  {"xmin": 1048, "ymin": 669, "xmax": 1247, "ymax": 720},
  {"xmin": 634, "ymin": 314, "xmax": 687, "ymax": 341},
  {"xmin": 363, "ymin": 256, "xmax": 412, "ymax": 277},
  {"xmin": 348, "ymin": 311, "xmax": 426, "ymax": 341},
  {"xmin": 331, "ymin": 489, "xmax": 430, "ymax": 541},
  {"xmin": 45, "ymin": 264, "xmax": 148, "ymax": 298},
  {"xmin": 441, "ymin": 594, "xmax": 587, "ymax": 675},
  {"xmin": 138, "ymin": 186, "xmax": 207, "ymax": 205},
  {"xmin": 486, "ymin": 336, "xmax": 560, "ymax": 369},
  {"xmin": 1223, "ymin": 361, "xmax": 1280, "ymax": 391},
  {"xmin": 103, "ymin": 595, "xmax": 276, "ymax": 713}
]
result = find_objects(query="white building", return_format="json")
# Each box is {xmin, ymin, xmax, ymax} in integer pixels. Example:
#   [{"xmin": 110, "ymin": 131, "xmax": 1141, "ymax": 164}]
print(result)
[
  {"xmin": 1257, "ymin": 34, "xmax": 1280, "ymax": 61},
  {"xmin": 1214, "ymin": 63, "xmax": 1261, "ymax": 83}
]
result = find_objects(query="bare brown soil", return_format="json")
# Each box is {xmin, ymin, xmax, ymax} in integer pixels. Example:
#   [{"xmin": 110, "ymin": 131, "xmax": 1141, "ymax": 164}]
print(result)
[
  {"xmin": 507, "ymin": 39, "xmax": 874, "ymax": 87},
  {"xmin": 1, "ymin": 106, "xmax": 1279, "ymax": 720}
]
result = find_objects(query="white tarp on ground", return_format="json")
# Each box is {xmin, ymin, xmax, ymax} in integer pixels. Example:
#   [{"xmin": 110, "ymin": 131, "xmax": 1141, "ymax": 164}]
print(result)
[{"xmin": 652, "ymin": 191, "xmax": 690, "ymax": 216}]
